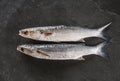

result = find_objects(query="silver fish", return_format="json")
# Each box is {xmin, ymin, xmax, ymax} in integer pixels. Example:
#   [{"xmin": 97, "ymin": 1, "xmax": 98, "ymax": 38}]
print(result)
[
  {"xmin": 17, "ymin": 43, "xmax": 107, "ymax": 60},
  {"xmin": 19, "ymin": 22, "xmax": 111, "ymax": 42}
]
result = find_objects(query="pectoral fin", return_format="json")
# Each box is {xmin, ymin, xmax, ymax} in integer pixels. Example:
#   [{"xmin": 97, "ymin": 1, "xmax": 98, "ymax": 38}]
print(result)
[
  {"xmin": 36, "ymin": 49, "xmax": 50, "ymax": 57},
  {"xmin": 75, "ymin": 56, "xmax": 85, "ymax": 60},
  {"xmin": 80, "ymin": 57, "xmax": 85, "ymax": 60},
  {"xmin": 79, "ymin": 39, "xmax": 85, "ymax": 42}
]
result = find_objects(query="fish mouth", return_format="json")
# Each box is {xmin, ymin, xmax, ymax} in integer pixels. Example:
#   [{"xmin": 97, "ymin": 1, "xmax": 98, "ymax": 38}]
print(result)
[
  {"xmin": 17, "ymin": 45, "xmax": 24, "ymax": 53},
  {"xmin": 19, "ymin": 30, "xmax": 25, "ymax": 37},
  {"xmin": 19, "ymin": 30, "xmax": 29, "ymax": 38}
]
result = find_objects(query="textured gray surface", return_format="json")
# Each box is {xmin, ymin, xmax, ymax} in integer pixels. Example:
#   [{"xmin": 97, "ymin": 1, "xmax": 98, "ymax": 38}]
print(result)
[{"xmin": 0, "ymin": 0, "xmax": 120, "ymax": 81}]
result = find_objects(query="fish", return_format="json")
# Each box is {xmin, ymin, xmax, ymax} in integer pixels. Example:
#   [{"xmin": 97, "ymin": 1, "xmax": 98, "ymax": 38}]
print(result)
[
  {"xmin": 17, "ymin": 42, "xmax": 107, "ymax": 60},
  {"xmin": 19, "ymin": 22, "xmax": 112, "ymax": 42}
]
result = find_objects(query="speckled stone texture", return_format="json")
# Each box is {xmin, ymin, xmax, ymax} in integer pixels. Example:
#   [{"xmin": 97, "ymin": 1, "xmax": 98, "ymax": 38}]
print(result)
[{"xmin": 0, "ymin": 0, "xmax": 120, "ymax": 81}]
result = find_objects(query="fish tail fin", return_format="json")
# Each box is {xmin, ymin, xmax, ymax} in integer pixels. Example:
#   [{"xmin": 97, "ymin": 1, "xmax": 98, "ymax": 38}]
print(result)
[
  {"xmin": 95, "ymin": 42, "xmax": 109, "ymax": 60},
  {"xmin": 97, "ymin": 22, "xmax": 112, "ymax": 39}
]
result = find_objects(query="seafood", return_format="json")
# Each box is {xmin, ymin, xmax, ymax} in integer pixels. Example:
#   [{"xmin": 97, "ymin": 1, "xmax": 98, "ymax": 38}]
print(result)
[
  {"xmin": 17, "ymin": 42, "xmax": 107, "ymax": 60},
  {"xmin": 19, "ymin": 22, "xmax": 111, "ymax": 42}
]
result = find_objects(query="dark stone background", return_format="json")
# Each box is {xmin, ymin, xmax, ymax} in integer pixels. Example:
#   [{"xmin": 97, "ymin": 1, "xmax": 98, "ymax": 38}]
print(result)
[{"xmin": 0, "ymin": 0, "xmax": 120, "ymax": 81}]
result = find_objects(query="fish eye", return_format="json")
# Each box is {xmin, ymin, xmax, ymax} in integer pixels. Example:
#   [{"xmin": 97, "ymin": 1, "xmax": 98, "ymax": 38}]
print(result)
[
  {"xmin": 22, "ymin": 31, "xmax": 28, "ymax": 35},
  {"xmin": 40, "ymin": 31, "xmax": 44, "ymax": 34},
  {"xmin": 40, "ymin": 32, "xmax": 43, "ymax": 34},
  {"xmin": 20, "ymin": 48, "xmax": 24, "ymax": 52}
]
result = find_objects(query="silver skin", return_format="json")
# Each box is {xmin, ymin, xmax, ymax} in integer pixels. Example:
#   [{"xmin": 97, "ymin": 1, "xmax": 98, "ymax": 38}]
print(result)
[
  {"xmin": 19, "ymin": 22, "xmax": 111, "ymax": 42},
  {"xmin": 17, "ymin": 43, "xmax": 105, "ymax": 60}
]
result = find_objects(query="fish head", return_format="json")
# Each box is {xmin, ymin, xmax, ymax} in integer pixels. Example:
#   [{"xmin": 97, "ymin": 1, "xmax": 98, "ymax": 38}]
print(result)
[
  {"xmin": 17, "ymin": 44, "xmax": 50, "ymax": 58},
  {"xmin": 17, "ymin": 44, "xmax": 34, "ymax": 55},
  {"xmin": 19, "ymin": 28, "xmax": 53, "ymax": 40},
  {"xmin": 19, "ymin": 28, "xmax": 41, "ymax": 39}
]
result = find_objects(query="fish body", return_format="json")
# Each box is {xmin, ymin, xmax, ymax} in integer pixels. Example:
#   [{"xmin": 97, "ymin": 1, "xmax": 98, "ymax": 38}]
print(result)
[
  {"xmin": 19, "ymin": 22, "xmax": 111, "ymax": 42},
  {"xmin": 17, "ymin": 43, "xmax": 106, "ymax": 60}
]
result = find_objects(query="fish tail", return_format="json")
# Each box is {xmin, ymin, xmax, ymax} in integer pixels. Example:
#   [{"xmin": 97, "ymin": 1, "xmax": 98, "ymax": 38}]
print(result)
[
  {"xmin": 95, "ymin": 42, "xmax": 109, "ymax": 60},
  {"xmin": 97, "ymin": 22, "xmax": 112, "ymax": 39}
]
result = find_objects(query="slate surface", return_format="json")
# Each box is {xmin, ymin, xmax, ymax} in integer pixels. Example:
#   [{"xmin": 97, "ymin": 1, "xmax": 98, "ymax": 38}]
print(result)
[{"xmin": 0, "ymin": 0, "xmax": 120, "ymax": 81}]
